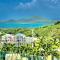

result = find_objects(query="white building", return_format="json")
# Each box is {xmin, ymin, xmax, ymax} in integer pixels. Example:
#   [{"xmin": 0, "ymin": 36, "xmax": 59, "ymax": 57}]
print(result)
[
  {"xmin": 25, "ymin": 37, "xmax": 37, "ymax": 44},
  {"xmin": 15, "ymin": 33, "xmax": 37, "ymax": 46},
  {"xmin": 15, "ymin": 33, "xmax": 26, "ymax": 45},
  {"xmin": 2, "ymin": 34, "xmax": 15, "ymax": 44},
  {"xmin": 1, "ymin": 33, "xmax": 37, "ymax": 45}
]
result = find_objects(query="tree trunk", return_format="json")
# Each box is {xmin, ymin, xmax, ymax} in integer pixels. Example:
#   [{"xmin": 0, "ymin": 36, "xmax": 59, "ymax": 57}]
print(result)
[
  {"xmin": 43, "ymin": 54, "xmax": 52, "ymax": 60},
  {"xmin": 44, "ymin": 55, "xmax": 47, "ymax": 60}
]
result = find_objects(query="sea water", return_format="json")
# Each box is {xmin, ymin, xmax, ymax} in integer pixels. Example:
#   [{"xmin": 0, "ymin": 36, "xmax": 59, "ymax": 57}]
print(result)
[{"xmin": 0, "ymin": 22, "xmax": 50, "ymax": 28}]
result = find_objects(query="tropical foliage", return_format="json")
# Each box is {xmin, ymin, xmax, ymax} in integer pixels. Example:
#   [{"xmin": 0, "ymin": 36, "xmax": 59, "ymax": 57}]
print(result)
[{"xmin": 0, "ymin": 21, "xmax": 60, "ymax": 60}]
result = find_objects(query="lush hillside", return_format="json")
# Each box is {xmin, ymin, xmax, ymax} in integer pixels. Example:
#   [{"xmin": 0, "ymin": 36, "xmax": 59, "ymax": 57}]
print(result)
[
  {"xmin": 34, "ymin": 23, "xmax": 60, "ymax": 37},
  {"xmin": 0, "ymin": 22, "xmax": 60, "ymax": 60},
  {"xmin": 0, "ymin": 22, "xmax": 60, "ymax": 37}
]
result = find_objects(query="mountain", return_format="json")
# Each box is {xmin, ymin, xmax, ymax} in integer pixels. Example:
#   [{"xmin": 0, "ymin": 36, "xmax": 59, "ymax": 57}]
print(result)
[{"xmin": 0, "ymin": 16, "xmax": 57, "ymax": 24}]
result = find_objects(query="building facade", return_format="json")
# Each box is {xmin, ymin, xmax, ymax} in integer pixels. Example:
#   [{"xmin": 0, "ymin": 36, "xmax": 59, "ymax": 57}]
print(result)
[
  {"xmin": 2, "ymin": 34, "xmax": 15, "ymax": 44},
  {"xmin": 1, "ymin": 33, "xmax": 37, "ymax": 45}
]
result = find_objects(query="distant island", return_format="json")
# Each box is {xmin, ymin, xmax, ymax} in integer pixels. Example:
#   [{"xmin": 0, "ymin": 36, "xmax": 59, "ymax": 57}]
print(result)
[{"xmin": 0, "ymin": 16, "xmax": 57, "ymax": 24}]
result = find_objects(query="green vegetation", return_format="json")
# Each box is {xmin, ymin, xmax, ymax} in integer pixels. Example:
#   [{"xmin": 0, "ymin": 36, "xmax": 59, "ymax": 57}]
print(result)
[{"xmin": 0, "ymin": 21, "xmax": 60, "ymax": 60}]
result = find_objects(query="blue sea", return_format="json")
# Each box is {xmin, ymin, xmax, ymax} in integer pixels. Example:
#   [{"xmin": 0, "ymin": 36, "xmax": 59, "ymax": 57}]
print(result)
[{"xmin": 0, "ymin": 22, "xmax": 53, "ymax": 28}]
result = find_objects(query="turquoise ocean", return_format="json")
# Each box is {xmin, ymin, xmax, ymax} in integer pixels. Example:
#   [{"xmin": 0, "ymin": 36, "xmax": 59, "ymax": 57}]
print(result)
[{"xmin": 0, "ymin": 22, "xmax": 52, "ymax": 28}]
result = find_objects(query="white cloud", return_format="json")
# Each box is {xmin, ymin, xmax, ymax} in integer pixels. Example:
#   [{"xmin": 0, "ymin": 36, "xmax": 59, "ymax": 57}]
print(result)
[
  {"xmin": 49, "ymin": 0, "xmax": 60, "ymax": 8},
  {"xmin": 45, "ymin": 0, "xmax": 58, "ymax": 4},
  {"xmin": 16, "ymin": 0, "xmax": 37, "ymax": 9},
  {"xmin": 51, "ymin": 0, "xmax": 58, "ymax": 4},
  {"xmin": 44, "ymin": 0, "xmax": 60, "ymax": 8}
]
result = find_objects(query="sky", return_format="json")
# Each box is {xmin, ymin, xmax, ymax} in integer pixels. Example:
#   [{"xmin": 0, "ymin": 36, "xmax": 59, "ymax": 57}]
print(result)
[{"xmin": 0, "ymin": 0, "xmax": 60, "ymax": 20}]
